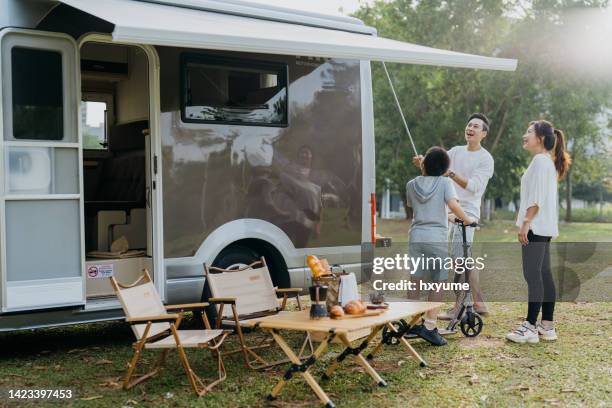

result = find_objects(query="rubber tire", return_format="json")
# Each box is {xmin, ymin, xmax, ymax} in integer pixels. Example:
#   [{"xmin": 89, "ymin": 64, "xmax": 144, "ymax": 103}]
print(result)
[
  {"xmin": 214, "ymin": 244, "xmax": 290, "ymax": 289},
  {"xmin": 381, "ymin": 322, "xmax": 402, "ymax": 346},
  {"xmin": 213, "ymin": 245, "xmax": 261, "ymax": 270},
  {"xmin": 203, "ymin": 245, "xmax": 261, "ymax": 326},
  {"xmin": 460, "ymin": 312, "xmax": 483, "ymax": 337}
]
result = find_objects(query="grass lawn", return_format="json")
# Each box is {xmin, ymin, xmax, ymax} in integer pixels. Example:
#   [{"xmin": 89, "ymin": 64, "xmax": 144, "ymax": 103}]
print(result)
[
  {"xmin": 377, "ymin": 218, "xmax": 612, "ymax": 243},
  {"xmin": 0, "ymin": 302, "xmax": 610, "ymax": 407},
  {"xmin": 0, "ymin": 220, "xmax": 610, "ymax": 407}
]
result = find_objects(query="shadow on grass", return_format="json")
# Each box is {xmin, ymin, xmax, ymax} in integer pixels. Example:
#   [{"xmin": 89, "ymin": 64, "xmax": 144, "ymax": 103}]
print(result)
[{"xmin": 0, "ymin": 315, "xmax": 210, "ymax": 359}]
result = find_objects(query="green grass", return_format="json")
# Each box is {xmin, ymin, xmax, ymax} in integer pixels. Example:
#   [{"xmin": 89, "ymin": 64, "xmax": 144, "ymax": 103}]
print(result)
[
  {"xmin": 559, "ymin": 206, "xmax": 612, "ymax": 223},
  {"xmin": 0, "ymin": 302, "xmax": 610, "ymax": 407},
  {"xmin": 493, "ymin": 207, "xmax": 612, "ymax": 223},
  {"xmin": 377, "ymin": 218, "xmax": 612, "ymax": 243},
  {"xmin": 376, "ymin": 219, "xmax": 612, "ymax": 302},
  {"xmin": 0, "ymin": 220, "xmax": 610, "ymax": 407}
]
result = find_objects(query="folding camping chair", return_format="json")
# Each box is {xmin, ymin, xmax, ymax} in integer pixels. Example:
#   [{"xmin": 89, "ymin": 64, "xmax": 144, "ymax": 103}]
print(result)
[
  {"xmin": 111, "ymin": 270, "xmax": 230, "ymax": 396},
  {"xmin": 204, "ymin": 257, "xmax": 313, "ymax": 369}
]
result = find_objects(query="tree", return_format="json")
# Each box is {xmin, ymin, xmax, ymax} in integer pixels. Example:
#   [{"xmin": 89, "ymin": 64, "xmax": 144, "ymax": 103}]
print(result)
[
  {"xmin": 513, "ymin": 1, "xmax": 612, "ymax": 221},
  {"xmin": 354, "ymin": 0, "xmax": 612, "ymax": 221}
]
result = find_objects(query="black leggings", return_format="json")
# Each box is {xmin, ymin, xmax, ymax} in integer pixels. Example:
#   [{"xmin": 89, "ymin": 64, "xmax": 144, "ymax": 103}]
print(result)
[{"xmin": 522, "ymin": 230, "xmax": 555, "ymax": 325}]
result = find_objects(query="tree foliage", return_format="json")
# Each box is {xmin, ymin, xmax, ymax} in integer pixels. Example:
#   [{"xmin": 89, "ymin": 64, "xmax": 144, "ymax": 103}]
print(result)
[{"xmin": 353, "ymin": 0, "xmax": 612, "ymax": 219}]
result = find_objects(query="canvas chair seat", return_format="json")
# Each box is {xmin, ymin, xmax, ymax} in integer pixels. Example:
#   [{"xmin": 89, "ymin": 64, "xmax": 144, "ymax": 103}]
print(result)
[
  {"xmin": 221, "ymin": 311, "xmax": 292, "ymax": 327},
  {"xmin": 110, "ymin": 270, "xmax": 229, "ymax": 396},
  {"xmin": 204, "ymin": 257, "xmax": 312, "ymax": 369},
  {"xmin": 145, "ymin": 329, "xmax": 224, "ymax": 349}
]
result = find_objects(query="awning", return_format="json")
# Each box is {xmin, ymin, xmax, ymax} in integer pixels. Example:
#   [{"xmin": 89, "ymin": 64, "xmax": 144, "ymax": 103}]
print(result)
[{"xmin": 61, "ymin": 0, "xmax": 517, "ymax": 71}]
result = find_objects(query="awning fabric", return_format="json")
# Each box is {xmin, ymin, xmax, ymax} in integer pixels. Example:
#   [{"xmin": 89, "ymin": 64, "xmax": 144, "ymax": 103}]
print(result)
[{"xmin": 61, "ymin": 0, "xmax": 517, "ymax": 71}]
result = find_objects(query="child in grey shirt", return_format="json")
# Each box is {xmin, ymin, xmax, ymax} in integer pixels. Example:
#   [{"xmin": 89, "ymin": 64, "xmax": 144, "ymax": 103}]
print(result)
[{"xmin": 405, "ymin": 147, "xmax": 474, "ymax": 346}]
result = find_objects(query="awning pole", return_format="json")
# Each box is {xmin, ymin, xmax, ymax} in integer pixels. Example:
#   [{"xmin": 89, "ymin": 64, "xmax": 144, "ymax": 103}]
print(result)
[{"xmin": 381, "ymin": 62, "xmax": 419, "ymax": 157}]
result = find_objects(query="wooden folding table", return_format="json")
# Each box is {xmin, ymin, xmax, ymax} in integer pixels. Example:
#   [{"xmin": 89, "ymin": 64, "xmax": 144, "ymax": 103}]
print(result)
[{"xmin": 246, "ymin": 301, "xmax": 443, "ymax": 408}]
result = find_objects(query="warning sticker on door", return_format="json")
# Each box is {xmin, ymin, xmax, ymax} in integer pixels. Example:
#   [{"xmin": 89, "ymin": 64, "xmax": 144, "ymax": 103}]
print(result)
[{"xmin": 87, "ymin": 264, "xmax": 114, "ymax": 278}]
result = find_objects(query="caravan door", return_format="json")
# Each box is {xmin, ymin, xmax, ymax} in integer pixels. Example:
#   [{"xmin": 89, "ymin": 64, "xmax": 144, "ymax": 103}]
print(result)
[{"xmin": 0, "ymin": 29, "xmax": 84, "ymax": 312}]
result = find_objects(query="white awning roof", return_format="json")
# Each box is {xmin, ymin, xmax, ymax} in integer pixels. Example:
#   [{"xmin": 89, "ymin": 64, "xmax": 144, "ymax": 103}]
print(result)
[{"xmin": 61, "ymin": 0, "xmax": 517, "ymax": 71}]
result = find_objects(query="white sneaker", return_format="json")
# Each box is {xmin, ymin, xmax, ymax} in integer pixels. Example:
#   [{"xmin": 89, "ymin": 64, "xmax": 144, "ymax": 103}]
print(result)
[
  {"xmin": 506, "ymin": 321, "xmax": 539, "ymax": 344},
  {"xmin": 537, "ymin": 323, "xmax": 558, "ymax": 341}
]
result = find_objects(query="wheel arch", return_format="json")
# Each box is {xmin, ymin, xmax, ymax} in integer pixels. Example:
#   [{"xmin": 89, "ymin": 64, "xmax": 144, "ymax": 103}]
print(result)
[
  {"xmin": 212, "ymin": 237, "xmax": 290, "ymax": 288},
  {"xmin": 197, "ymin": 219, "xmax": 294, "ymax": 261},
  {"xmin": 196, "ymin": 219, "xmax": 297, "ymax": 286}
]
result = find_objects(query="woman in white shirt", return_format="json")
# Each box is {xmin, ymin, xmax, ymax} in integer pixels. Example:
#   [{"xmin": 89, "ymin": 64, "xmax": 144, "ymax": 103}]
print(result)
[{"xmin": 506, "ymin": 120, "xmax": 571, "ymax": 344}]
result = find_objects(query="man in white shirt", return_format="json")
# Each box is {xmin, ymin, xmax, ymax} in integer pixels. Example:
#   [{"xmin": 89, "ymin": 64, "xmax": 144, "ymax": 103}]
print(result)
[{"xmin": 413, "ymin": 113, "xmax": 494, "ymax": 316}]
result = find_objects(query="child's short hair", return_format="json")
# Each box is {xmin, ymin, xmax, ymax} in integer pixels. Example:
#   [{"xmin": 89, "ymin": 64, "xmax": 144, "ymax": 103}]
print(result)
[{"xmin": 423, "ymin": 147, "xmax": 450, "ymax": 176}]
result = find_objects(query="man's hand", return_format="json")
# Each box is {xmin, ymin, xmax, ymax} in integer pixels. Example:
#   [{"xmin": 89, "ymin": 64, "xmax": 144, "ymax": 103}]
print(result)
[
  {"xmin": 463, "ymin": 216, "xmax": 476, "ymax": 226},
  {"xmin": 448, "ymin": 213, "xmax": 456, "ymax": 224},
  {"xmin": 518, "ymin": 221, "xmax": 530, "ymax": 246},
  {"xmin": 412, "ymin": 155, "xmax": 424, "ymax": 168}
]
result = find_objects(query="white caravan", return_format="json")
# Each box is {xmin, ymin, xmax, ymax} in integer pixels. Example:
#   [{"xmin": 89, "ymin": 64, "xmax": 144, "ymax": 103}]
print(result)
[{"xmin": 0, "ymin": 0, "xmax": 516, "ymax": 331}]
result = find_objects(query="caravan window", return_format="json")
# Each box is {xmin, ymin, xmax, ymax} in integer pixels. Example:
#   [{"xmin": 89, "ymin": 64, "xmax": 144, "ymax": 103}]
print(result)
[
  {"xmin": 11, "ymin": 47, "xmax": 64, "ymax": 140},
  {"xmin": 181, "ymin": 55, "xmax": 288, "ymax": 126}
]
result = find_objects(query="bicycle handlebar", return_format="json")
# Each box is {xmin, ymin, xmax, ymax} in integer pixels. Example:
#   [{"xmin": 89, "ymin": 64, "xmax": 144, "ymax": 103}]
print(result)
[{"xmin": 454, "ymin": 218, "xmax": 480, "ymax": 228}]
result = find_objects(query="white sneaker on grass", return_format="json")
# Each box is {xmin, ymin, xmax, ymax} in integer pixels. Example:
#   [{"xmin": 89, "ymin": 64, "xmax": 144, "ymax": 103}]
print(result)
[
  {"xmin": 537, "ymin": 322, "xmax": 558, "ymax": 341},
  {"xmin": 506, "ymin": 321, "xmax": 539, "ymax": 344}
]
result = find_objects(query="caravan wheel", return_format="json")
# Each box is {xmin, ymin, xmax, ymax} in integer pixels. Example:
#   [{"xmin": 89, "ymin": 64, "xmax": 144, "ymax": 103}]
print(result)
[
  {"xmin": 213, "ymin": 245, "xmax": 261, "ymax": 271},
  {"xmin": 201, "ymin": 245, "xmax": 261, "ymax": 327}
]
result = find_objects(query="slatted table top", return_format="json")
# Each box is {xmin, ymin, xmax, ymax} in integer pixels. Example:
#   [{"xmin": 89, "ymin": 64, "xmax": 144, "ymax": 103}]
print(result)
[{"xmin": 245, "ymin": 301, "xmax": 443, "ymax": 334}]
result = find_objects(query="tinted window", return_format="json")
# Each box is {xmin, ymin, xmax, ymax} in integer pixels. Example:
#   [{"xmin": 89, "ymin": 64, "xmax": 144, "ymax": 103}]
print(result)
[
  {"xmin": 12, "ymin": 47, "xmax": 63, "ymax": 140},
  {"xmin": 182, "ymin": 55, "xmax": 288, "ymax": 126}
]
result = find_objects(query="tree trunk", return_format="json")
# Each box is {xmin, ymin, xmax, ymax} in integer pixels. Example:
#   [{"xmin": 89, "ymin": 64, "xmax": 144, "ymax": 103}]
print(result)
[
  {"xmin": 513, "ymin": 197, "xmax": 520, "ymax": 213},
  {"xmin": 564, "ymin": 168, "xmax": 572, "ymax": 222},
  {"xmin": 401, "ymin": 189, "xmax": 413, "ymax": 220},
  {"xmin": 490, "ymin": 109, "xmax": 509, "ymax": 152},
  {"xmin": 480, "ymin": 197, "xmax": 492, "ymax": 221},
  {"xmin": 599, "ymin": 185, "xmax": 604, "ymax": 221}
]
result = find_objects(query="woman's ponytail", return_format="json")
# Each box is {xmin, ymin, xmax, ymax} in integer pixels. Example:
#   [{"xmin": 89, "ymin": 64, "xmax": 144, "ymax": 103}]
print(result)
[{"xmin": 553, "ymin": 128, "xmax": 571, "ymax": 179}]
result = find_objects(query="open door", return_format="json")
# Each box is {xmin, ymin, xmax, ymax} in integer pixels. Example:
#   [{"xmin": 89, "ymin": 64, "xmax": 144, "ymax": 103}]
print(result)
[
  {"xmin": 0, "ymin": 29, "xmax": 84, "ymax": 312},
  {"xmin": 78, "ymin": 39, "xmax": 163, "ymax": 305}
]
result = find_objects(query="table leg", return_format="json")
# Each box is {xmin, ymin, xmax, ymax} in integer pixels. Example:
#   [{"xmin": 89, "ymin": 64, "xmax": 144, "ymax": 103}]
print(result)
[
  {"xmin": 337, "ymin": 332, "xmax": 387, "ymax": 386},
  {"xmin": 365, "ymin": 336, "xmax": 385, "ymax": 361},
  {"xmin": 267, "ymin": 329, "xmax": 337, "ymax": 407},
  {"xmin": 396, "ymin": 314, "xmax": 428, "ymax": 367},
  {"xmin": 322, "ymin": 324, "xmax": 384, "ymax": 381},
  {"xmin": 398, "ymin": 335, "xmax": 427, "ymax": 367},
  {"xmin": 366, "ymin": 314, "xmax": 428, "ymax": 368}
]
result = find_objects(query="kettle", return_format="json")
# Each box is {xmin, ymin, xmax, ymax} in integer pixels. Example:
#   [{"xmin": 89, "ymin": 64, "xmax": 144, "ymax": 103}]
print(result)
[{"xmin": 309, "ymin": 285, "xmax": 328, "ymax": 319}]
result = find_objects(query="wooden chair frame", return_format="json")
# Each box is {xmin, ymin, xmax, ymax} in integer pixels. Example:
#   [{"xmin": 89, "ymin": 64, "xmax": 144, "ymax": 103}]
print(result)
[
  {"xmin": 204, "ymin": 257, "xmax": 313, "ymax": 370},
  {"xmin": 111, "ymin": 270, "xmax": 231, "ymax": 396}
]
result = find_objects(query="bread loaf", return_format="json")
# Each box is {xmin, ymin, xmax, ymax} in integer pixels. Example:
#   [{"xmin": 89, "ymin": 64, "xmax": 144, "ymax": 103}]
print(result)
[
  {"xmin": 330, "ymin": 305, "xmax": 344, "ymax": 318},
  {"xmin": 343, "ymin": 300, "xmax": 361, "ymax": 315},
  {"xmin": 306, "ymin": 255, "xmax": 319, "ymax": 268}
]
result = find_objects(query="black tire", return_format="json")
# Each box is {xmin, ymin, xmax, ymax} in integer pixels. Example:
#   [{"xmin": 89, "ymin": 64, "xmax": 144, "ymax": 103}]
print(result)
[
  {"xmin": 213, "ymin": 244, "xmax": 290, "ymax": 288},
  {"xmin": 381, "ymin": 320, "xmax": 406, "ymax": 346},
  {"xmin": 213, "ymin": 245, "xmax": 260, "ymax": 270},
  {"xmin": 203, "ymin": 243, "xmax": 289, "ymax": 326},
  {"xmin": 460, "ymin": 312, "xmax": 483, "ymax": 337},
  {"xmin": 202, "ymin": 245, "xmax": 260, "ymax": 326}
]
